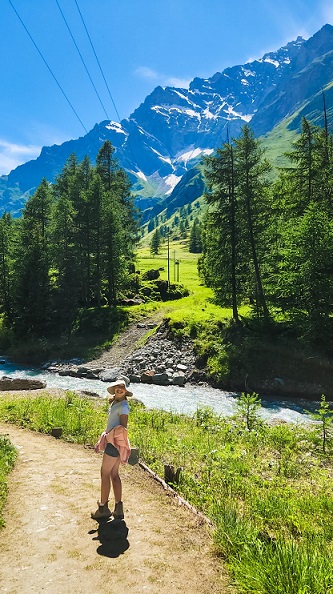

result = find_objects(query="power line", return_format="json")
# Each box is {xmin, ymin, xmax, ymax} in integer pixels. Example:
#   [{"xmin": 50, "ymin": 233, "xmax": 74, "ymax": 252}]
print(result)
[
  {"xmin": 7, "ymin": 0, "xmax": 98, "ymax": 150},
  {"xmin": 72, "ymin": 0, "xmax": 143, "ymax": 172},
  {"xmin": 9, "ymin": 0, "xmax": 140, "ymax": 175},
  {"xmin": 55, "ymin": 0, "xmax": 110, "ymax": 121},
  {"xmin": 74, "ymin": 0, "xmax": 122, "ymax": 123}
]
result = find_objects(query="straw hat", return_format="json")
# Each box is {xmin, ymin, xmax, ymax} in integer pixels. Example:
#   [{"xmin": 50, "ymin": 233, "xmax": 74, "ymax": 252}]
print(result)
[{"xmin": 107, "ymin": 377, "xmax": 133, "ymax": 398}]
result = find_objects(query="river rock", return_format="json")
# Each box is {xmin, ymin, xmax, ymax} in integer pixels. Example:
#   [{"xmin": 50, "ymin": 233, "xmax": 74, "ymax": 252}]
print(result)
[
  {"xmin": 0, "ymin": 376, "xmax": 46, "ymax": 391},
  {"xmin": 99, "ymin": 367, "xmax": 122, "ymax": 382},
  {"xmin": 42, "ymin": 320, "xmax": 206, "ymax": 388},
  {"xmin": 75, "ymin": 366, "xmax": 100, "ymax": 379},
  {"xmin": 152, "ymin": 373, "xmax": 170, "ymax": 386},
  {"xmin": 118, "ymin": 320, "xmax": 200, "ymax": 386},
  {"xmin": 141, "ymin": 371, "xmax": 154, "ymax": 383},
  {"xmin": 176, "ymin": 363, "xmax": 187, "ymax": 372},
  {"xmin": 173, "ymin": 372, "xmax": 186, "ymax": 386},
  {"xmin": 129, "ymin": 374, "xmax": 141, "ymax": 383}
]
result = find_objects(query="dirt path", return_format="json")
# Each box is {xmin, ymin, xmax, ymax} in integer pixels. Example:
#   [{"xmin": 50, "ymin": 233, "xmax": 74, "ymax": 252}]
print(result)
[
  {"xmin": 88, "ymin": 312, "xmax": 165, "ymax": 369},
  {"xmin": 0, "ymin": 423, "xmax": 232, "ymax": 594}
]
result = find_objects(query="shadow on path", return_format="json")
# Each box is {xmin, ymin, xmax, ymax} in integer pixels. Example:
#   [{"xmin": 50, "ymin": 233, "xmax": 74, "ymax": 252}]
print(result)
[{"xmin": 89, "ymin": 518, "xmax": 129, "ymax": 558}]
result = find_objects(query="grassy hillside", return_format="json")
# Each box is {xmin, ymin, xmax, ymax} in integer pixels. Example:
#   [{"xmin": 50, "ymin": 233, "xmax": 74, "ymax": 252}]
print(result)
[{"xmin": 260, "ymin": 117, "xmax": 299, "ymax": 172}]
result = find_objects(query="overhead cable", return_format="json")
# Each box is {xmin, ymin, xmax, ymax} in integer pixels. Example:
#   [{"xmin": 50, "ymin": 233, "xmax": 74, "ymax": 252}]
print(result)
[
  {"xmin": 55, "ymin": 0, "xmax": 110, "ymax": 121},
  {"xmin": 8, "ymin": 0, "xmax": 97, "ymax": 148},
  {"xmin": 74, "ymin": 0, "xmax": 122, "ymax": 122},
  {"xmin": 73, "ymin": 0, "xmax": 143, "ymax": 172}
]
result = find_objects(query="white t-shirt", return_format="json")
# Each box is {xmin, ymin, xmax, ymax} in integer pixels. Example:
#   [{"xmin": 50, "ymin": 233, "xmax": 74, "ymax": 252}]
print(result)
[{"xmin": 106, "ymin": 399, "xmax": 130, "ymax": 433}]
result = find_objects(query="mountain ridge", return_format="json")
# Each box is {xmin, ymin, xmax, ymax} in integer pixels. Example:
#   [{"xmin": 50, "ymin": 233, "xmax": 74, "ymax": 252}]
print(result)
[{"xmin": 1, "ymin": 24, "xmax": 333, "ymax": 219}]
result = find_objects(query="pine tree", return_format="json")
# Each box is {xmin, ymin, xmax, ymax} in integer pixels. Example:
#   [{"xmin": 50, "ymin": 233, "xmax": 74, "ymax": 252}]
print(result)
[
  {"xmin": 283, "ymin": 117, "xmax": 333, "ymax": 215},
  {"xmin": 150, "ymin": 229, "xmax": 161, "ymax": 255},
  {"xmin": 0, "ymin": 212, "xmax": 15, "ymax": 322},
  {"xmin": 234, "ymin": 125, "xmax": 271, "ymax": 319},
  {"xmin": 49, "ymin": 191, "xmax": 80, "ymax": 330},
  {"xmin": 271, "ymin": 115, "xmax": 333, "ymax": 322},
  {"xmin": 201, "ymin": 126, "xmax": 271, "ymax": 320},
  {"xmin": 12, "ymin": 179, "xmax": 53, "ymax": 335},
  {"xmin": 96, "ymin": 141, "xmax": 139, "ymax": 306},
  {"xmin": 189, "ymin": 218, "xmax": 202, "ymax": 253},
  {"xmin": 278, "ymin": 202, "xmax": 333, "ymax": 340},
  {"xmin": 201, "ymin": 137, "xmax": 239, "ymax": 319}
]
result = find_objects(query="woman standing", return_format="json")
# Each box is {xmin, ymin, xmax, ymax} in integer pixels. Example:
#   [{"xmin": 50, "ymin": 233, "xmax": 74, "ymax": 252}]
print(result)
[{"xmin": 91, "ymin": 377, "xmax": 132, "ymax": 521}]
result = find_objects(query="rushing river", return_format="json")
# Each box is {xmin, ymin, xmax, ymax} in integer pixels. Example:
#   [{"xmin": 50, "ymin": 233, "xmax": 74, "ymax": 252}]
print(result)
[{"xmin": 0, "ymin": 358, "xmax": 319, "ymax": 424}]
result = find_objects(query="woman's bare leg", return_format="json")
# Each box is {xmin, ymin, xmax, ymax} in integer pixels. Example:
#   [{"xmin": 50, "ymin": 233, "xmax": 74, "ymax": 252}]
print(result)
[
  {"xmin": 100, "ymin": 454, "xmax": 119, "ymax": 504},
  {"xmin": 110, "ymin": 457, "xmax": 122, "ymax": 502}
]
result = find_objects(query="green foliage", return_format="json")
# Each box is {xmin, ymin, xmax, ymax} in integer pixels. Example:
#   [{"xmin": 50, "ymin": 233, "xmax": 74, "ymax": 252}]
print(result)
[
  {"xmin": 202, "ymin": 125, "xmax": 271, "ymax": 321},
  {"xmin": 308, "ymin": 394, "xmax": 333, "ymax": 454},
  {"xmin": 150, "ymin": 228, "xmax": 161, "ymax": 255},
  {"xmin": 0, "ymin": 142, "xmax": 140, "ymax": 339},
  {"xmin": 12, "ymin": 178, "xmax": 53, "ymax": 336},
  {"xmin": 139, "ymin": 279, "xmax": 189, "ymax": 302},
  {"xmin": 0, "ymin": 435, "xmax": 17, "ymax": 527},
  {"xmin": 189, "ymin": 217, "xmax": 203, "ymax": 253},
  {"xmin": 236, "ymin": 392, "xmax": 262, "ymax": 431},
  {"xmin": 0, "ymin": 392, "xmax": 106, "ymax": 445}
]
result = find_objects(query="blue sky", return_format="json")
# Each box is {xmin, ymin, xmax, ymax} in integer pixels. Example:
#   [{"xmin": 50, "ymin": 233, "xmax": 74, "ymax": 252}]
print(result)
[{"xmin": 0, "ymin": 0, "xmax": 332, "ymax": 175}]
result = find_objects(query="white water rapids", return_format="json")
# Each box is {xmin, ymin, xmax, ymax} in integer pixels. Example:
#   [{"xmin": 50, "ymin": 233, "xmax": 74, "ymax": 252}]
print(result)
[{"xmin": 0, "ymin": 358, "xmax": 319, "ymax": 424}]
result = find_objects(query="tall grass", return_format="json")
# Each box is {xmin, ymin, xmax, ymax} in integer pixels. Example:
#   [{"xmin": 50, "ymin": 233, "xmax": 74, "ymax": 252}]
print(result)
[
  {"xmin": 0, "ymin": 435, "xmax": 17, "ymax": 527},
  {"xmin": 0, "ymin": 392, "xmax": 332, "ymax": 593},
  {"xmin": 0, "ymin": 391, "xmax": 107, "ymax": 445}
]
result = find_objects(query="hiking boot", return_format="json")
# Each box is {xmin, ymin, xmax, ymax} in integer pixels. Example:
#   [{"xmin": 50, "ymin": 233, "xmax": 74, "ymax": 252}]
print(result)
[
  {"xmin": 91, "ymin": 501, "xmax": 112, "ymax": 520},
  {"xmin": 113, "ymin": 501, "xmax": 124, "ymax": 520}
]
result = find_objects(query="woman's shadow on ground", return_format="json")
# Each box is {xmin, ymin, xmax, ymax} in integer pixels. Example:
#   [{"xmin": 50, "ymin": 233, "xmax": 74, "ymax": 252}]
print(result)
[{"xmin": 89, "ymin": 518, "xmax": 129, "ymax": 557}]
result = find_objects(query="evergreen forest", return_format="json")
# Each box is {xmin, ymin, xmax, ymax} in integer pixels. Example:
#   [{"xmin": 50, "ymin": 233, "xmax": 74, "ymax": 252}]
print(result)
[
  {"xmin": 0, "ymin": 141, "xmax": 139, "ymax": 341},
  {"xmin": 201, "ymin": 119, "xmax": 333, "ymax": 347}
]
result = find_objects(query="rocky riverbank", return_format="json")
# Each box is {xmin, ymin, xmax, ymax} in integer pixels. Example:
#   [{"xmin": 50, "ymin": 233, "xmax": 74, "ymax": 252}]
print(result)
[
  {"xmin": 40, "ymin": 318, "xmax": 333, "ymax": 401},
  {"xmin": 44, "ymin": 321, "xmax": 207, "ymax": 388}
]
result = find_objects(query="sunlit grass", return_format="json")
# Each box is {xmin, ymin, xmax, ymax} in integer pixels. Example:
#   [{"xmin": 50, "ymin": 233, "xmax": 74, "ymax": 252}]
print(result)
[
  {"xmin": 0, "ymin": 435, "xmax": 17, "ymax": 527},
  {"xmin": 137, "ymin": 241, "xmax": 203, "ymax": 294}
]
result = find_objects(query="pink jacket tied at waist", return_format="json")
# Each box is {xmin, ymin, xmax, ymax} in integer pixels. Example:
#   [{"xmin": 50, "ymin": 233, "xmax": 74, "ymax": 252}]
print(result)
[{"xmin": 94, "ymin": 425, "xmax": 131, "ymax": 464}]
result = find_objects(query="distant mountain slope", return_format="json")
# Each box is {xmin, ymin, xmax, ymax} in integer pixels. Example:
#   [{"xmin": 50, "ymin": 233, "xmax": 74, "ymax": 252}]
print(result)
[
  {"xmin": 1, "ymin": 24, "xmax": 333, "ymax": 219},
  {"xmin": 251, "ymin": 24, "xmax": 333, "ymax": 136}
]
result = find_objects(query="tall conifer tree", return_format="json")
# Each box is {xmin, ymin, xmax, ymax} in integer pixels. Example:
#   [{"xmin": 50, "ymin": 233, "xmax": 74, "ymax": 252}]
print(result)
[{"xmin": 12, "ymin": 179, "xmax": 53, "ymax": 335}]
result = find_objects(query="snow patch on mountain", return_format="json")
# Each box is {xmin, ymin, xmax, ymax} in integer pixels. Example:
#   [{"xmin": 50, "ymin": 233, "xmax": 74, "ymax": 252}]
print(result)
[
  {"xmin": 202, "ymin": 107, "xmax": 218, "ymax": 119},
  {"xmin": 264, "ymin": 58, "xmax": 280, "ymax": 67},
  {"xmin": 164, "ymin": 174, "xmax": 182, "ymax": 194},
  {"xmin": 150, "ymin": 147, "xmax": 172, "ymax": 164},
  {"xmin": 136, "ymin": 171, "xmax": 147, "ymax": 181},
  {"xmin": 176, "ymin": 147, "xmax": 213, "ymax": 165},
  {"xmin": 105, "ymin": 121, "xmax": 127, "ymax": 135},
  {"xmin": 173, "ymin": 89, "xmax": 191, "ymax": 101},
  {"xmin": 183, "ymin": 108, "xmax": 201, "ymax": 119},
  {"xmin": 243, "ymin": 68, "xmax": 256, "ymax": 77},
  {"xmin": 226, "ymin": 106, "xmax": 253, "ymax": 121}
]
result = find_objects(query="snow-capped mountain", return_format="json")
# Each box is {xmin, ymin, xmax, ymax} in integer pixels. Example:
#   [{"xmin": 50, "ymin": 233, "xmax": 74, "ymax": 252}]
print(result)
[{"xmin": 1, "ymin": 24, "xmax": 333, "ymax": 217}]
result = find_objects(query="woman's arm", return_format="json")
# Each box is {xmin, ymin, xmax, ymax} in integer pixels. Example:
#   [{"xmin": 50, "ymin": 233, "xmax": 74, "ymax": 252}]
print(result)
[{"xmin": 119, "ymin": 414, "xmax": 128, "ymax": 429}]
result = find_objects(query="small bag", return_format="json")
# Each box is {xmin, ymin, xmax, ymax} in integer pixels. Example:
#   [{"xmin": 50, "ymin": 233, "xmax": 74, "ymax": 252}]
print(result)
[{"xmin": 128, "ymin": 447, "xmax": 139, "ymax": 465}]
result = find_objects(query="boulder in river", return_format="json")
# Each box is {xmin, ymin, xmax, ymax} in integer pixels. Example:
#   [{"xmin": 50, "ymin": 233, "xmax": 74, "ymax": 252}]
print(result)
[{"xmin": 0, "ymin": 376, "xmax": 46, "ymax": 391}]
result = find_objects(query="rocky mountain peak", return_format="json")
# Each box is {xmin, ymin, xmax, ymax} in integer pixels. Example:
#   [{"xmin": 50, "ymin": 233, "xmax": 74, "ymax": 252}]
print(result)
[{"xmin": 1, "ymin": 25, "xmax": 333, "ymax": 220}]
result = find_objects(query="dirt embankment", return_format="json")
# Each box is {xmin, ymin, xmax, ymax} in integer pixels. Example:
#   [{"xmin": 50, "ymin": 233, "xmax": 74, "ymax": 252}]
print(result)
[
  {"xmin": 87, "ymin": 314, "xmax": 166, "ymax": 369},
  {"xmin": 0, "ymin": 422, "xmax": 233, "ymax": 594}
]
